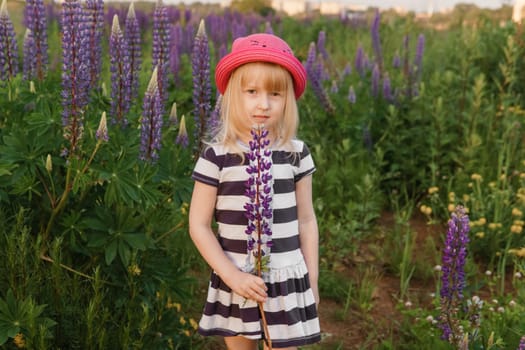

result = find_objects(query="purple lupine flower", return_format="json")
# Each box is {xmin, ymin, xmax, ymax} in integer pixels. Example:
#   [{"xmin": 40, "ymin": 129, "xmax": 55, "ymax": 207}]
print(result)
[
  {"xmin": 243, "ymin": 125, "xmax": 273, "ymax": 274},
  {"xmin": 348, "ymin": 85, "xmax": 356, "ymax": 104},
  {"xmin": 125, "ymin": 2, "xmax": 142, "ymax": 101},
  {"xmin": 330, "ymin": 80, "xmax": 338, "ymax": 94},
  {"xmin": 96, "ymin": 111, "xmax": 109, "ymax": 142},
  {"xmin": 61, "ymin": 0, "xmax": 90, "ymax": 154},
  {"xmin": 392, "ymin": 52, "xmax": 401, "ymax": 69},
  {"xmin": 139, "ymin": 67, "xmax": 164, "ymax": 163},
  {"xmin": 304, "ymin": 42, "xmax": 334, "ymax": 113},
  {"xmin": 382, "ymin": 73, "xmax": 393, "ymax": 102},
  {"xmin": 371, "ymin": 64, "xmax": 380, "ymax": 97},
  {"xmin": 317, "ymin": 30, "xmax": 329, "ymax": 61},
  {"xmin": 518, "ymin": 336, "xmax": 525, "ymax": 350},
  {"xmin": 152, "ymin": 0, "xmax": 170, "ymax": 108},
  {"xmin": 208, "ymin": 94, "xmax": 221, "ymax": 134},
  {"xmin": 175, "ymin": 114, "xmax": 188, "ymax": 148},
  {"xmin": 109, "ymin": 14, "xmax": 131, "ymax": 127},
  {"xmin": 232, "ymin": 20, "xmax": 247, "ymax": 40},
  {"xmin": 0, "ymin": 0, "xmax": 19, "ymax": 81},
  {"xmin": 354, "ymin": 44, "xmax": 365, "ymax": 77},
  {"xmin": 169, "ymin": 24, "xmax": 181, "ymax": 85},
  {"xmin": 23, "ymin": 29, "xmax": 36, "ymax": 80},
  {"xmin": 24, "ymin": 0, "xmax": 48, "ymax": 80},
  {"xmin": 370, "ymin": 10, "xmax": 382, "ymax": 69},
  {"xmin": 85, "ymin": 0, "xmax": 104, "ymax": 90},
  {"xmin": 362, "ymin": 123, "xmax": 373, "ymax": 153},
  {"xmin": 342, "ymin": 62, "xmax": 352, "ymax": 77},
  {"xmin": 191, "ymin": 19, "xmax": 212, "ymax": 147},
  {"xmin": 413, "ymin": 33, "xmax": 425, "ymax": 79},
  {"xmin": 439, "ymin": 205, "xmax": 470, "ymax": 344}
]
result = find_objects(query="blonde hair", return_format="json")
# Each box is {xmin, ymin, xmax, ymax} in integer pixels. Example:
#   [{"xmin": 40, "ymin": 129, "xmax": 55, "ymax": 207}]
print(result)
[{"xmin": 210, "ymin": 62, "xmax": 299, "ymax": 152}]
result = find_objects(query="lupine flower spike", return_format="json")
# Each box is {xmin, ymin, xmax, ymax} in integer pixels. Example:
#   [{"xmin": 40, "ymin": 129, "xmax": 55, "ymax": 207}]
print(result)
[
  {"xmin": 125, "ymin": 2, "xmax": 142, "ymax": 101},
  {"xmin": 152, "ymin": 0, "xmax": 170, "ymax": 108},
  {"xmin": 175, "ymin": 114, "xmax": 188, "ymax": 148},
  {"xmin": 85, "ymin": 0, "xmax": 104, "ymax": 89},
  {"xmin": 139, "ymin": 66, "xmax": 163, "ymax": 163},
  {"xmin": 439, "ymin": 205, "xmax": 470, "ymax": 346},
  {"xmin": 61, "ymin": 0, "xmax": 89, "ymax": 155},
  {"xmin": 304, "ymin": 42, "xmax": 334, "ymax": 114},
  {"xmin": 518, "ymin": 335, "xmax": 525, "ymax": 350},
  {"xmin": 24, "ymin": 0, "xmax": 48, "ymax": 80},
  {"xmin": 191, "ymin": 19, "xmax": 212, "ymax": 148},
  {"xmin": 0, "ymin": 0, "xmax": 19, "ymax": 81},
  {"xmin": 243, "ymin": 124, "xmax": 274, "ymax": 349},
  {"xmin": 109, "ymin": 14, "xmax": 131, "ymax": 127}
]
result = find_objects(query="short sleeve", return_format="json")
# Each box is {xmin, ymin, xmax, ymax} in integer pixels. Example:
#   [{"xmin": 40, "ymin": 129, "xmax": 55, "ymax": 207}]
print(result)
[
  {"xmin": 192, "ymin": 146, "xmax": 221, "ymax": 187},
  {"xmin": 294, "ymin": 142, "xmax": 316, "ymax": 182}
]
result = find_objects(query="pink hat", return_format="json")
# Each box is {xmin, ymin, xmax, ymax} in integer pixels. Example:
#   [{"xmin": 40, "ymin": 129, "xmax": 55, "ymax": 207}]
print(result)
[{"xmin": 215, "ymin": 33, "xmax": 307, "ymax": 99}]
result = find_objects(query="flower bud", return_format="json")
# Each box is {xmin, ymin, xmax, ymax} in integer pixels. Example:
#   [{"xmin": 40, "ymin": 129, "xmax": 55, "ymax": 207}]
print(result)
[
  {"xmin": 45, "ymin": 154, "xmax": 52, "ymax": 172},
  {"xmin": 96, "ymin": 111, "xmax": 109, "ymax": 142}
]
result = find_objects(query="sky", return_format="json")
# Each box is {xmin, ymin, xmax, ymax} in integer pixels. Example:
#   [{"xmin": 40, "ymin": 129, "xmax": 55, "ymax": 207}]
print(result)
[{"xmin": 190, "ymin": 0, "xmax": 514, "ymax": 13}]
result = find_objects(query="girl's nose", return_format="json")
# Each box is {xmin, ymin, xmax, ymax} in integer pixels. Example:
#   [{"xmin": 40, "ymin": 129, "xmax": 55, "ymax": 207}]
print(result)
[{"xmin": 258, "ymin": 94, "xmax": 270, "ymax": 110}]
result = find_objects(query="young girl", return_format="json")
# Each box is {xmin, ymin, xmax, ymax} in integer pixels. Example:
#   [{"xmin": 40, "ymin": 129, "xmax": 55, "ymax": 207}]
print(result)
[{"xmin": 189, "ymin": 33, "xmax": 321, "ymax": 350}]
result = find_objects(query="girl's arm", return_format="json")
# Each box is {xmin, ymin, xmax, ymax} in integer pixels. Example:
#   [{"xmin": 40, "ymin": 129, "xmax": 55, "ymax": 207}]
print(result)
[
  {"xmin": 296, "ymin": 174, "xmax": 320, "ymax": 306},
  {"xmin": 189, "ymin": 181, "xmax": 267, "ymax": 302}
]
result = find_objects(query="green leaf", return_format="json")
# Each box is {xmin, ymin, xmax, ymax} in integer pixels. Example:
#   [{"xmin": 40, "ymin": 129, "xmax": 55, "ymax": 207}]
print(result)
[
  {"xmin": 122, "ymin": 233, "xmax": 148, "ymax": 250},
  {"xmin": 105, "ymin": 240, "xmax": 118, "ymax": 265},
  {"xmin": 0, "ymin": 329, "xmax": 7, "ymax": 345},
  {"xmin": 118, "ymin": 241, "xmax": 131, "ymax": 267}
]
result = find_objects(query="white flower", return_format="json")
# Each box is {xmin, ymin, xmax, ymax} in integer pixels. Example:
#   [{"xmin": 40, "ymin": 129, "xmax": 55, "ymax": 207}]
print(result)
[{"xmin": 434, "ymin": 265, "xmax": 442, "ymax": 272}]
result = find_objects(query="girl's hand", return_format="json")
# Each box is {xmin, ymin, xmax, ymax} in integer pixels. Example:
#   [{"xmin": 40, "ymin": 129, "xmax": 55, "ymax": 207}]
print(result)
[{"xmin": 224, "ymin": 270, "xmax": 268, "ymax": 303}]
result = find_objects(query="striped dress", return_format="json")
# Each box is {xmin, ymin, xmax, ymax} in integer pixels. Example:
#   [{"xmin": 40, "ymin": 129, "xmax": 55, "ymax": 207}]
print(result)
[{"xmin": 191, "ymin": 139, "xmax": 321, "ymax": 348}]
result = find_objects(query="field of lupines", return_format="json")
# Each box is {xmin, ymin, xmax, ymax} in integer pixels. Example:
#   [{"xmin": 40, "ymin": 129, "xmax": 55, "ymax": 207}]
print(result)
[{"xmin": 0, "ymin": 0, "xmax": 525, "ymax": 348}]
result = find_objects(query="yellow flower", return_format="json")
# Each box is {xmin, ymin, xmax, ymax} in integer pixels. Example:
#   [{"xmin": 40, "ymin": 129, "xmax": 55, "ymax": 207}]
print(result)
[
  {"xmin": 478, "ymin": 217, "xmax": 487, "ymax": 225},
  {"xmin": 428, "ymin": 186, "xmax": 439, "ymax": 195},
  {"xmin": 128, "ymin": 264, "xmax": 141, "ymax": 276},
  {"xmin": 448, "ymin": 204, "xmax": 455, "ymax": 212},
  {"xmin": 183, "ymin": 330, "xmax": 191, "ymax": 337},
  {"xmin": 471, "ymin": 173, "xmax": 482, "ymax": 181},
  {"xmin": 166, "ymin": 299, "xmax": 181, "ymax": 312},
  {"xmin": 420, "ymin": 205, "xmax": 432, "ymax": 216},
  {"xmin": 179, "ymin": 316, "xmax": 186, "ymax": 325},
  {"xmin": 511, "ymin": 225, "xmax": 523, "ymax": 234},
  {"xmin": 448, "ymin": 192, "xmax": 455, "ymax": 201},
  {"xmin": 509, "ymin": 248, "xmax": 525, "ymax": 257},
  {"xmin": 189, "ymin": 318, "xmax": 198, "ymax": 330},
  {"xmin": 462, "ymin": 194, "xmax": 470, "ymax": 202},
  {"xmin": 181, "ymin": 202, "xmax": 189, "ymax": 215},
  {"xmin": 514, "ymin": 220, "xmax": 524, "ymax": 226},
  {"xmin": 512, "ymin": 208, "xmax": 523, "ymax": 217},
  {"xmin": 488, "ymin": 223, "xmax": 501, "ymax": 230},
  {"xmin": 476, "ymin": 232, "xmax": 485, "ymax": 238},
  {"xmin": 13, "ymin": 333, "xmax": 25, "ymax": 348},
  {"xmin": 520, "ymin": 173, "xmax": 525, "ymax": 179}
]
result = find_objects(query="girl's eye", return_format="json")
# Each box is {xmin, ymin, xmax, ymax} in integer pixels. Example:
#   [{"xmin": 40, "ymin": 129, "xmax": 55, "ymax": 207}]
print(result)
[
  {"xmin": 246, "ymin": 89, "xmax": 257, "ymax": 94},
  {"xmin": 271, "ymin": 91, "xmax": 282, "ymax": 97}
]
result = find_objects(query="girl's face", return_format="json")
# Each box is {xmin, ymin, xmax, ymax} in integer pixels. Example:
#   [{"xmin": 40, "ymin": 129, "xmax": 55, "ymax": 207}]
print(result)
[
  {"xmin": 240, "ymin": 76, "xmax": 286, "ymax": 136},
  {"xmin": 227, "ymin": 63, "xmax": 291, "ymax": 143}
]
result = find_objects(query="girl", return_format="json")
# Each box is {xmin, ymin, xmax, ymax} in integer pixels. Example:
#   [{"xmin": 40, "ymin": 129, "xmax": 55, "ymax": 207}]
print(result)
[{"xmin": 189, "ymin": 33, "xmax": 321, "ymax": 350}]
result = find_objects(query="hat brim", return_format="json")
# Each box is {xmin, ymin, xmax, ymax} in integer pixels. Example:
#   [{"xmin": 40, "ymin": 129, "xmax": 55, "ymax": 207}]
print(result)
[{"xmin": 215, "ymin": 47, "xmax": 307, "ymax": 99}]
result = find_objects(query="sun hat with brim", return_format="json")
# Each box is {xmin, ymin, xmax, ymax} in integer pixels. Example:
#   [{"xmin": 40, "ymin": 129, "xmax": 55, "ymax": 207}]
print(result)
[{"xmin": 215, "ymin": 33, "xmax": 307, "ymax": 99}]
